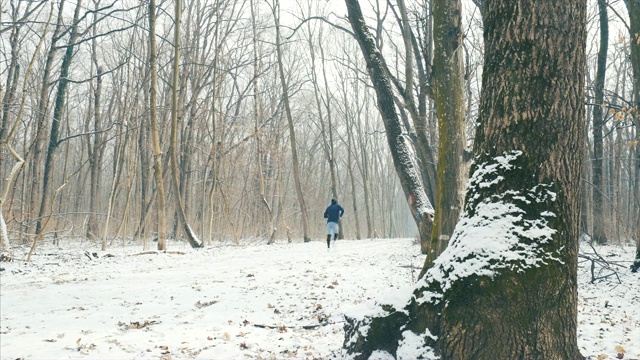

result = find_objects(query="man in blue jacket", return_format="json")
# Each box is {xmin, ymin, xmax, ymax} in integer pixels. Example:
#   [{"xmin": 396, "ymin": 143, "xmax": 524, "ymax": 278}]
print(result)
[{"xmin": 323, "ymin": 198, "xmax": 344, "ymax": 250}]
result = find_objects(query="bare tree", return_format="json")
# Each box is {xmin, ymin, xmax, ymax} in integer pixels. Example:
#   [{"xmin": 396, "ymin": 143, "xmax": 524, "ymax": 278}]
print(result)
[
  {"xmin": 624, "ymin": 0, "xmax": 640, "ymax": 271},
  {"xmin": 0, "ymin": 2, "xmax": 54, "ymax": 249},
  {"xmin": 592, "ymin": 0, "xmax": 609, "ymax": 245},
  {"xmin": 345, "ymin": 0, "xmax": 434, "ymax": 246},
  {"xmin": 86, "ymin": 2, "xmax": 106, "ymax": 243},
  {"xmin": 344, "ymin": 0, "xmax": 586, "ymax": 357},
  {"xmin": 148, "ymin": 0, "xmax": 168, "ymax": 250},
  {"xmin": 168, "ymin": 0, "xmax": 202, "ymax": 248},
  {"xmin": 272, "ymin": 0, "xmax": 311, "ymax": 242},
  {"xmin": 424, "ymin": 0, "xmax": 468, "ymax": 265},
  {"xmin": 33, "ymin": 0, "xmax": 84, "ymax": 242},
  {"xmin": 28, "ymin": 0, "xmax": 67, "ymax": 241}
]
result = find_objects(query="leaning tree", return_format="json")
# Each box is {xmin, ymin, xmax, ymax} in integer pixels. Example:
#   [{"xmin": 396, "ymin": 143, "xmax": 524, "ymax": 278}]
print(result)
[{"xmin": 343, "ymin": 0, "xmax": 586, "ymax": 358}]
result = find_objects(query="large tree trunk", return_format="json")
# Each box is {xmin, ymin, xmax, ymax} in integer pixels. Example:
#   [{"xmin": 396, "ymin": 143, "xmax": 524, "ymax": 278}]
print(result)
[
  {"xmin": 345, "ymin": 0, "xmax": 434, "ymax": 246},
  {"xmin": 424, "ymin": 0, "xmax": 468, "ymax": 263},
  {"xmin": 592, "ymin": 0, "xmax": 608, "ymax": 245},
  {"xmin": 344, "ymin": 0, "xmax": 586, "ymax": 358}
]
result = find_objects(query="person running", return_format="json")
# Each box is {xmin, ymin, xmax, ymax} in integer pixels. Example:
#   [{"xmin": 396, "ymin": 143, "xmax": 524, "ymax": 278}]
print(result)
[{"xmin": 323, "ymin": 198, "xmax": 344, "ymax": 250}]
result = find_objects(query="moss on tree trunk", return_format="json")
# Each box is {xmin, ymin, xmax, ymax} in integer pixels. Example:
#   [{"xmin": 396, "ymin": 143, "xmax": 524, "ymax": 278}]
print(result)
[{"xmin": 343, "ymin": 0, "xmax": 586, "ymax": 358}]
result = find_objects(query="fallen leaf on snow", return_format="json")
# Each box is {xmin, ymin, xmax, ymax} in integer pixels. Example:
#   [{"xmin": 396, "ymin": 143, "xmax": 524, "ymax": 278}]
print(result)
[{"xmin": 195, "ymin": 300, "xmax": 218, "ymax": 309}]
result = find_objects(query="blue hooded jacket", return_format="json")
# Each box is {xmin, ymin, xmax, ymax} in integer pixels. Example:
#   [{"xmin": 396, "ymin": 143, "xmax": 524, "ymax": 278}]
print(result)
[{"xmin": 324, "ymin": 200, "xmax": 344, "ymax": 223}]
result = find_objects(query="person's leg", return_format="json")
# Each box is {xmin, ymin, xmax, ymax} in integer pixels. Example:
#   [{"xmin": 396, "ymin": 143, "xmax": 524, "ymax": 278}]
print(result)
[
  {"xmin": 328, "ymin": 222, "xmax": 339, "ymax": 249},
  {"xmin": 326, "ymin": 222, "xmax": 332, "ymax": 249}
]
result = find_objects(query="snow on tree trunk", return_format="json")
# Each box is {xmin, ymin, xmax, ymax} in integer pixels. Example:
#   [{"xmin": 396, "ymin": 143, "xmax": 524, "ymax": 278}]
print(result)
[
  {"xmin": 345, "ymin": 0, "xmax": 434, "ymax": 247},
  {"xmin": 343, "ymin": 0, "xmax": 586, "ymax": 358}
]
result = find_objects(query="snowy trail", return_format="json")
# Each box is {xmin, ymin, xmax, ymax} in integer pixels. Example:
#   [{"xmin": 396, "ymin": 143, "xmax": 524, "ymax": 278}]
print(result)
[
  {"xmin": 1, "ymin": 239, "xmax": 420, "ymax": 359},
  {"xmin": 0, "ymin": 238, "xmax": 638, "ymax": 359}
]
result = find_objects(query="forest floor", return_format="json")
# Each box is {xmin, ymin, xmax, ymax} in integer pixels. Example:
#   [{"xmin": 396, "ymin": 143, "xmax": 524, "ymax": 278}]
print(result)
[{"xmin": 0, "ymin": 238, "xmax": 638, "ymax": 359}]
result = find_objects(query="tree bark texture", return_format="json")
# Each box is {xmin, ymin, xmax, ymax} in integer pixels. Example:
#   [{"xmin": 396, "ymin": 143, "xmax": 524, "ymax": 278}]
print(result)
[
  {"xmin": 29, "ymin": 0, "xmax": 65, "ymax": 236},
  {"xmin": 394, "ymin": 0, "xmax": 438, "ymax": 210},
  {"xmin": 148, "ymin": 0, "xmax": 167, "ymax": 251},
  {"xmin": 35, "ymin": 0, "xmax": 83, "ymax": 237},
  {"xmin": 345, "ymin": 0, "xmax": 434, "ymax": 246},
  {"xmin": 624, "ymin": 0, "xmax": 640, "ymax": 270},
  {"xmin": 87, "ymin": 63, "xmax": 104, "ymax": 242},
  {"xmin": 437, "ymin": 0, "xmax": 586, "ymax": 355},
  {"xmin": 592, "ymin": 0, "xmax": 608, "ymax": 245},
  {"xmin": 424, "ymin": 0, "xmax": 468, "ymax": 265},
  {"xmin": 169, "ymin": 0, "xmax": 202, "ymax": 249},
  {"xmin": 344, "ymin": 0, "xmax": 586, "ymax": 358}
]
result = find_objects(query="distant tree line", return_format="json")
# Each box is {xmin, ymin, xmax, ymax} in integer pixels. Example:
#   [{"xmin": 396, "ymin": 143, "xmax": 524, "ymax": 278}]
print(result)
[{"xmin": 0, "ymin": 0, "xmax": 638, "ymax": 261}]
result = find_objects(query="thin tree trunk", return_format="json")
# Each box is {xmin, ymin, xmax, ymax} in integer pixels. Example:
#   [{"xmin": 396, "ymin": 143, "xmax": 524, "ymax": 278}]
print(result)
[
  {"xmin": 308, "ymin": 26, "xmax": 342, "ymax": 238},
  {"xmin": 343, "ymin": 81, "xmax": 362, "ymax": 240},
  {"xmin": 1, "ymin": 34, "xmax": 17, "ymax": 157},
  {"xmin": 345, "ymin": 0, "xmax": 434, "ymax": 246},
  {"xmin": 424, "ymin": 0, "xmax": 468, "ymax": 262},
  {"xmin": 624, "ymin": 0, "xmax": 640, "ymax": 268},
  {"xmin": 307, "ymin": 31, "xmax": 335, "ymax": 202},
  {"xmin": 396, "ymin": 0, "xmax": 438, "ymax": 220},
  {"xmin": 87, "ymin": 54, "xmax": 104, "ymax": 242},
  {"xmin": 273, "ymin": 0, "xmax": 311, "ymax": 242},
  {"xmin": 148, "ymin": 0, "xmax": 167, "ymax": 251},
  {"xmin": 101, "ymin": 116, "xmax": 126, "ymax": 250},
  {"xmin": 592, "ymin": 0, "xmax": 608, "ymax": 244},
  {"xmin": 319, "ymin": 43, "xmax": 343, "ymax": 239},
  {"xmin": 250, "ymin": 0, "xmax": 276, "ymax": 244},
  {"xmin": 169, "ymin": 0, "xmax": 202, "ymax": 248},
  {"xmin": 34, "ymin": 0, "xmax": 83, "ymax": 240},
  {"xmin": 29, "ymin": 0, "xmax": 66, "ymax": 236},
  {"xmin": 614, "ymin": 125, "xmax": 623, "ymax": 241},
  {"xmin": 0, "ymin": 3, "xmax": 53, "ymax": 249},
  {"xmin": 354, "ymin": 78, "xmax": 374, "ymax": 238}
]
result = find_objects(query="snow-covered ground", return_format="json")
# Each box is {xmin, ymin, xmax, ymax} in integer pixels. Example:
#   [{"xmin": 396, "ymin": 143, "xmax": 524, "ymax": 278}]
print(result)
[{"xmin": 0, "ymin": 238, "xmax": 638, "ymax": 359}]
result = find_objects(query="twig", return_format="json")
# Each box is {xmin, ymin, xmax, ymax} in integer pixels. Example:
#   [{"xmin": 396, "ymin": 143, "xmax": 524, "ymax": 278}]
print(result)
[
  {"xmin": 579, "ymin": 243, "xmax": 623, "ymax": 284},
  {"xmin": 130, "ymin": 250, "xmax": 186, "ymax": 256},
  {"xmin": 253, "ymin": 323, "xmax": 331, "ymax": 330}
]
